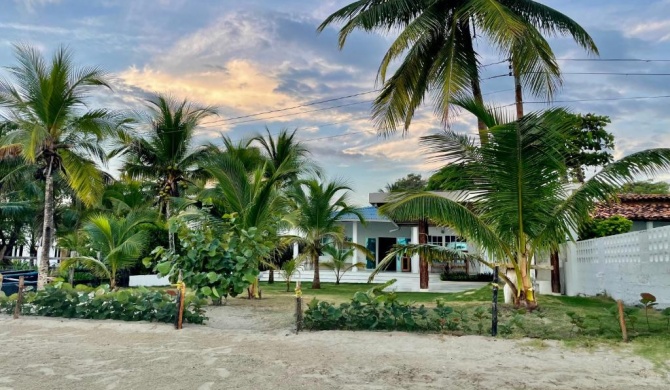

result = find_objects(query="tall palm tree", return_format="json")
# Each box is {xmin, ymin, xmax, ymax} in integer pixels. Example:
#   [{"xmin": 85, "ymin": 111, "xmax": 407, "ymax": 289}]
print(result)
[
  {"xmin": 379, "ymin": 100, "xmax": 670, "ymax": 308},
  {"xmin": 60, "ymin": 212, "xmax": 156, "ymax": 289},
  {"xmin": 118, "ymin": 94, "xmax": 217, "ymax": 249},
  {"xmin": 0, "ymin": 44, "xmax": 124, "ymax": 289},
  {"xmin": 289, "ymin": 179, "xmax": 365, "ymax": 289},
  {"xmin": 252, "ymin": 128, "xmax": 320, "ymax": 186},
  {"xmin": 318, "ymin": 0, "xmax": 597, "ymax": 139}
]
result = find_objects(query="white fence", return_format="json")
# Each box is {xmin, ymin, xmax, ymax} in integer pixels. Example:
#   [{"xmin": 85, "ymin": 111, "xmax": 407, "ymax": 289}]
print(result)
[{"xmin": 563, "ymin": 225, "xmax": 670, "ymax": 308}]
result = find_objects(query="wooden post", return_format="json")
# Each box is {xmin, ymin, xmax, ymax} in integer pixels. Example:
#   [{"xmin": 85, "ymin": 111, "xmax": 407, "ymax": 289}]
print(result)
[
  {"xmin": 418, "ymin": 219, "xmax": 429, "ymax": 290},
  {"xmin": 491, "ymin": 266, "xmax": 499, "ymax": 336},
  {"xmin": 550, "ymin": 250, "xmax": 561, "ymax": 293},
  {"xmin": 617, "ymin": 300, "xmax": 628, "ymax": 342},
  {"xmin": 295, "ymin": 280, "xmax": 303, "ymax": 333},
  {"xmin": 177, "ymin": 270, "xmax": 185, "ymax": 330},
  {"xmin": 13, "ymin": 276, "xmax": 24, "ymax": 319}
]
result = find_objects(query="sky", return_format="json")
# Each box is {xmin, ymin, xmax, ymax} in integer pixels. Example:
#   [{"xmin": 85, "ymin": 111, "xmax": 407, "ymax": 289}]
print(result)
[{"xmin": 2, "ymin": 0, "xmax": 670, "ymax": 204}]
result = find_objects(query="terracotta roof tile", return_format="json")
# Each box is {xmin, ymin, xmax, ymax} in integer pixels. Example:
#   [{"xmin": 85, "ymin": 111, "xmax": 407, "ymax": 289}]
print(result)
[{"xmin": 594, "ymin": 193, "xmax": 670, "ymax": 221}]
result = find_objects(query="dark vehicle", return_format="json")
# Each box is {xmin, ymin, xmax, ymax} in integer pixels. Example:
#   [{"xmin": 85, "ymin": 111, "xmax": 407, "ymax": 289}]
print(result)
[{"xmin": 0, "ymin": 270, "xmax": 38, "ymax": 295}]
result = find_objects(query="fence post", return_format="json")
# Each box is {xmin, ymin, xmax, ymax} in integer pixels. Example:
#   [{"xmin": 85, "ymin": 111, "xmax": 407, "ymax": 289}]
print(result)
[
  {"xmin": 177, "ymin": 270, "xmax": 185, "ymax": 330},
  {"xmin": 491, "ymin": 266, "xmax": 499, "ymax": 337},
  {"xmin": 295, "ymin": 280, "xmax": 303, "ymax": 333},
  {"xmin": 617, "ymin": 300, "xmax": 628, "ymax": 342},
  {"xmin": 13, "ymin": 276, "xmax": 24, "ymax": 319}
]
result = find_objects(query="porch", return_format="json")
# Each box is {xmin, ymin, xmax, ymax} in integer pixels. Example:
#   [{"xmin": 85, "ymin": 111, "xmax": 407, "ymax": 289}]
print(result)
[{"xmin": 258, "ymin": 269, "xmax": 487, "ymax": 293}]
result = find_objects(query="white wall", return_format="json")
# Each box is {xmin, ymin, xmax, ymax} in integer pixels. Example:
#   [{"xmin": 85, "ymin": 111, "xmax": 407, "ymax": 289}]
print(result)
[{"xmin": 563, "ymin": 225, "xmax": 670, "ymax": 308}]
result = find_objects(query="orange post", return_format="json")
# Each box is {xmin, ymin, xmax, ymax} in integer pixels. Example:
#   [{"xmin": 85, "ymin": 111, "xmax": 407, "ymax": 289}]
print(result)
[{"xmin": 617, "ymin": 300, "xmax": 628, "ymax": 342}]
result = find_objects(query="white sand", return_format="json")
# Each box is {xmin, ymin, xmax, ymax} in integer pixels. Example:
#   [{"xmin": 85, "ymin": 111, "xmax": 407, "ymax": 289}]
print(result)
[{"xmin": 1, "ymin": 305, "xmax": 668, "ymax": 390}]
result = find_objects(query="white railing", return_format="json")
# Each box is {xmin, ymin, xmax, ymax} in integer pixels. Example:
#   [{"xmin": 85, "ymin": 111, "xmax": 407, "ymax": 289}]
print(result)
[{"xmin": 563, "ymin": 225, "xmax": 670, "ymax": 307}]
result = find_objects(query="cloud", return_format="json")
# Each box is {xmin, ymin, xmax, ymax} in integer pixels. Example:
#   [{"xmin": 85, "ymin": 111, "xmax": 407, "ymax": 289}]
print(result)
[{"xmin": 13, "ymin": 0, "xmax": 60, "ymax": 12}]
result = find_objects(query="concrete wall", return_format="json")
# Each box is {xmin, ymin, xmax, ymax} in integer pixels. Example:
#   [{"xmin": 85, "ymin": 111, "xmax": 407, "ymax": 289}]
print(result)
[
  {"xmin": 129, "ymin": 274, "xmax": 170, "ymax": 287},
  {"xmin": 563, "ymin": 225, "xmax": 670, "ymax": 308}
]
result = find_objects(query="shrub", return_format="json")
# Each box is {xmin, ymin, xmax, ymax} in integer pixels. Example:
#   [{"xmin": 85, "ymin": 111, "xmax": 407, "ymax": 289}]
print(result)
[
  {"xmin": 579, "ymin": 215, "xmax": 633, "ymax": 240},
  {"xmin": 152, "ymin": 214, "xmax": 272, "ymax": 301},
  {"xmin": 439, "ymin": 270, "xmax": 493, "ymax": 282},
  {"xmin": 0, "ymin": 281, "xmax": 207, "ymax": 324},
  {"xmin": 304, "ymin": 280, "xmax": 457, "ymax": 332}
]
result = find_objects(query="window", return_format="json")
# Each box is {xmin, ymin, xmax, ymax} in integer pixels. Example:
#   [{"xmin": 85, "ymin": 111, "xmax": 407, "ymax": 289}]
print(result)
[{"xmin": 428, "ymin": 235, "xmax": 444, "ymax": 246}]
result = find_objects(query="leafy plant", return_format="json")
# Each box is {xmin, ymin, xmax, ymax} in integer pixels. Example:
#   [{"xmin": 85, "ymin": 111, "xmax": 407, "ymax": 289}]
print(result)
[
  {"xmin": 640, "ymin": 293, "xmax": 658, "ymax": 331},
  {"xmin": 280, "ymin": 258, "xmax": 301, "ymax": 292},
  {"xmin": 152, "ymin": 213, "xmax": 270, "ymax": 301},
  {"xmin": 473, "ymin": 306, "xmax": 489, "ymax": 335},
  {"xmin": 60, "ymin": 212, "xmax": 156, "ymax": 289},
  {"xmin": 321, "ymin": 244, "xmax": 367, "ymax": 284},
  {"xmin": 0, "ymin": 281, "xmax": 206, "ymax": 324}
]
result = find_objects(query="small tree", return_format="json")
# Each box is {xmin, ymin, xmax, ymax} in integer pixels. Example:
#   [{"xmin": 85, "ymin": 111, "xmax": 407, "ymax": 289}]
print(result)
[
  {"xmin": 321, "ymin": 244, "xmax": 367, "ymax": 284},
  {"xmin": 280, "ymin": 258, "xmax": 302, "ymax": 292},
  {"xmin": 153, "ymin": 212, "xmax": 272, "ymax": 301},
  {"xmin": 61, "ymin": 212, "xmax": 156, "ymax": 289},
  {"xmin": 381, "ymin": 173, "xmax": 426, "ymax": 192}
]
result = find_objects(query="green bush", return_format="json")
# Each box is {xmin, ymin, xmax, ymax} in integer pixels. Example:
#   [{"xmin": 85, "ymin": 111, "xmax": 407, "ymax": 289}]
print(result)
[
  {"xmin": 439, "ymin": 271, "xmax": 493, "ymax": 282},
  {"xmin": 579, "ymin": 215, "xmax": 633, "ymax": 240},
  {"xmin": 0, "ymin": 282, "xmax": 207, "ymax": 324},
  {"xmin": 152, "ymin": 214, "xmax": 271, "ymax": 301},
  {"xmin": 304, "ymin": 280, "xmax": 455, "ymax": 332}
]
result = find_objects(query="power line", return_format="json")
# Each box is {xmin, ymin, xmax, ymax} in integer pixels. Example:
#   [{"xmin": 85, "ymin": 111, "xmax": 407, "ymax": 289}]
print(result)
[
  {"xmin": 199, "ymin": 89, "xmax": 380, "ymax": 126},
  {"xmin": 561, "ymin": 72, "xmax": 670, "ymax": 76},
  {"xmin": 499, "ymin": 94, "xmax": 670, "ymax": 107},
  {"xmin": 557, "ymin": 58, "xmax": 670, "ymax": 63}
]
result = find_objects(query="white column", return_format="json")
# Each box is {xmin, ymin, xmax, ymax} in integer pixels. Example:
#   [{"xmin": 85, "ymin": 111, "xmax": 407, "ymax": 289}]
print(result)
[
  {"xmin": 293, "ymin": 242, "xmax": 299, "ymax": 259},
  {"xmin": 411, "ymin": 226, "xmax": 419, "ymax": 274},
  {"xmin": 647, "ymin": 221, "xmax": 654, "ymax": 230},
  {"xmin": 351, "ymin": 222, "xmax": 359, "ymax": 272}
]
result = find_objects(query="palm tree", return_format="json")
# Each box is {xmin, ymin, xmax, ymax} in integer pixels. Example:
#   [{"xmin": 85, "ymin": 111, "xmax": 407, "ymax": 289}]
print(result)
[
  {"xmin": 280, "ymin": 257, "xmax": 302, "ymax": 292},
  {"xmin": 318, "ymin": 0, "xmax": 597, "ymax": 139},
  {"xmin": 118, "ymin": 94, "xmax": 217, "ymax": 250},
  {"xmin": 252, "ymin": 128, "xmax": 320, "ymax": 186},
  {"xmin": 60, "ymin": 212, "xmax": 156, "ymax": 289},
  {"xmin": 0, "ymin": 44, "xmax": 125, "ymax": 289},
  {"xmin": 378, "ymin": 101, "xmax": 670, "ymax": 308},
  {"xmin": 289, "ymin": 179, "xmax": 365, "ymax": 289},
  {"xmin": 198, "ymin": 153, "xmax": 292, "ymax": 298},
  {"xmin": 321, "ymin": 244, "xmax": 368, "ymax": 284}
]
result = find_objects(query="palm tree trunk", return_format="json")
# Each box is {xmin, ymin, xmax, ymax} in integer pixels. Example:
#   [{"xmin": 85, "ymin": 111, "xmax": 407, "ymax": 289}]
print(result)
[
  {"xmin": 513, "ymin": 62, "xmax": 524, "ymax": 120},
  {"xmin": 462, "ymin": 19, "xmax": 488, "ymax": 145},
  {"xmin": 518, "ymin": 252, "xmax": 535, "ymax": 308},
  {"xmin": 268, "ymin": 269, "xmax": 275, "ymax": 284},
  {"xmin": 418, "ymin": 219, "xmax": 429, "ymax": 290},
  {"xmin": 37, "ymin": 159, "xmax": 55, "ymax": 290},
  {"xmin": 312, "ymin": 251, "xmax": 321, "ymax": 289}
]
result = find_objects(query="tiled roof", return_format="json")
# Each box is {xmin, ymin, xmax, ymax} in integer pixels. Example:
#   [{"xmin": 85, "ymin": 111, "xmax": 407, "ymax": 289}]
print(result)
[
  {"xmin": 336, "ymin": 206, "xmax": 391, "ymax": 222},
  {"xmin": 594, "ymin": 193, "xmax": 670, "ymax": 221}
]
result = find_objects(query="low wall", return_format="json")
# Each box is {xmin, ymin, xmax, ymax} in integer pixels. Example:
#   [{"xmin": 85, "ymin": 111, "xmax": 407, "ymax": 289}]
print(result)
[
  {"xmin": 128, "ymin": 274, "xmax": 170, "ymax": 287},
  {"xmin": 563, "ymin": 225, "xmax": 670, "ymax": 308}
]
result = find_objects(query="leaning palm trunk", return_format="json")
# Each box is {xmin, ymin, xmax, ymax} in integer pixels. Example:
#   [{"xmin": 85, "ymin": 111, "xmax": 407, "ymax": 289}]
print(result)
[{"xmin": 37, "ymin": 159, "xmax": 55, "ymax": 290}]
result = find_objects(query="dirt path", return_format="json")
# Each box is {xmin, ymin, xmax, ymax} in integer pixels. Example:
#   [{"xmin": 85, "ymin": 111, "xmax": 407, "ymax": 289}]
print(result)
[{"xmin": 1, "ymin": 304, "xmax": 668, "ymax": 390}]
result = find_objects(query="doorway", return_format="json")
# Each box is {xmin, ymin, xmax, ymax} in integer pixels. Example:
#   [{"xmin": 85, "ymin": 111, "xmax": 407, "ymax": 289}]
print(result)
[{"xmin": 378, "ymin": 237, "xmax": 397, "ymax": 271}]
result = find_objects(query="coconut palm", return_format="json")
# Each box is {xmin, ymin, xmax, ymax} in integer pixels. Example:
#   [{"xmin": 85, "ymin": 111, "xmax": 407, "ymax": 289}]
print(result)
[
  {"xmin": 289, "ymin": 179, "xmax": 365, "ymax": 289},
  {"xmin": 0, "ymin": 44, "xmax": 126, "ymax": 289},
  {"xmin": 60, "ymin": 212, "xmax": 156, "ymax": 289},
  {"xmin": 252, "ymin": 128, "xmax": 320, "ymax": 186},
  {"xmin": 321, "ymin": 244, "xmax": 368, "ymax": 285},
  {"xmin": 118, "ymin": 94, "xmax": 217, "ymax": 250},
  {"xmin": 378, "ymin": 101, "xmax": 670, "ymax": 308},
  {"xmin": 280, "ymin": 257, "xmax": 302, "ymax": 292},
  {"xmin": 318, "ymin": 0, "xmax": 597, "ymax": 139}
]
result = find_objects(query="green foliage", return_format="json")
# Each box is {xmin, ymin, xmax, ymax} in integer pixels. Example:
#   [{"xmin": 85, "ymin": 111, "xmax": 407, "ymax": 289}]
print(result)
[
  {"xmin": 381, "ymin": 173, "xmax": 426, "ymax": 192},
  {"xmin": 620, "ymin": 180, "xmax": 670, "ymax": 194},
  {"xmin": 579, "ymin": 215, "xmax": 633, "ymax": 240},
  {"xmin": 304, "ymin": 282, "xmax": 467, "ymax": 332},
  {"xmin": 153, "ymin": 213, "xmax": 271, "ymax": 301},
  {"xmin": 0, "ymin": 282, "xmax": 206, "ymax": 324},
  {"xmin": 640, "ymin": 293, "xmax": 658, "ymax": 331},
  {"xmin": 439, "ymin": 271, "xmax": 493, "ymax": 282},
  {"xmin": 563, "ymin": 113, "xmax": 614, "ymax": 183}
]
